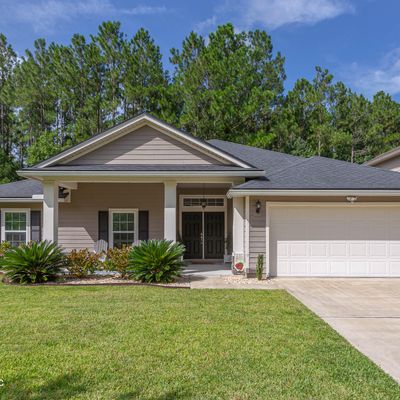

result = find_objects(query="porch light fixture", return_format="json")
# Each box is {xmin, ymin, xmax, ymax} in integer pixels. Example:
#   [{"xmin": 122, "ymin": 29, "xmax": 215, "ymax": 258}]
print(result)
[
  {"xmin": 256, "ymin": 200, "xmax": 261, "ymax": 213},
  {"xmin": 346, "ymin": 196, "xmax": 358, "ymax": 204},
  {"xmin": 58, "ymin": 187, "xmax": 69, "ymax": 199}
]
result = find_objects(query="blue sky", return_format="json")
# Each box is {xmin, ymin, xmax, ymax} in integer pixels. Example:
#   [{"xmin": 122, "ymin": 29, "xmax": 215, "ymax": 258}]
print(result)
[{"xmin": 0, "ymin": 0, "xmax": 399, "ymax": 99}]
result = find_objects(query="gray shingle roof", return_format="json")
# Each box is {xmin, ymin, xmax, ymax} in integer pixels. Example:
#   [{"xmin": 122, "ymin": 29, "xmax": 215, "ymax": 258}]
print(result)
[
  {"xmin": 4, "ymin": 140, "xmax": 400, "ymax": 200},
  {"xmin": 234, "ymin": 156, "xmax": 400, "ymax": 190},
  {"xmin": 208, "ymin": 139, "xmax": 302, "ymax": 174},
  {"xmin": 0, "ymin": 179, "xmax": 42, "ymax": 198}
]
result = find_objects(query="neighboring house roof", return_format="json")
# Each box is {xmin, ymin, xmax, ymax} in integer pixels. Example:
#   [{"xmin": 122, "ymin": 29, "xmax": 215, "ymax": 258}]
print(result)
[
  {"xmin": 33, "ymin": 113, "xmax": 253, "ymax": 169},
  {"xmin": 230, "ymin": 156, "xmax": 400, "ymax": 192},
  {"xmin": 208, "ymin": 139, "xmax": 302, "ymax": 174},
  {"xmin": 0, "ymin": 179, "xmax": 43, "ymax": 198},
  {"xmin": 365, "ymin": 146, "xmax": 400, "ymax": 167}
]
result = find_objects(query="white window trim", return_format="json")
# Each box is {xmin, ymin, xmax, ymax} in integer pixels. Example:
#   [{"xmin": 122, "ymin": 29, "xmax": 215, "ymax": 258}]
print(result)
[
  {"xmin": 1, "ymin": 208, "xmax": 31, "ymax": 244},
  {"xmin": 108, "ymin": 208, "xmax": 138, "ymax": 248}
]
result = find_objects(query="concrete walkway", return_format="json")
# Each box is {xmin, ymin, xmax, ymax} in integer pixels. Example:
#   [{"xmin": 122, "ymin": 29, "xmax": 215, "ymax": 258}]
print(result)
[{"xmin": 276, "ymin": 278, "xmax": 400, "ymax": 384}]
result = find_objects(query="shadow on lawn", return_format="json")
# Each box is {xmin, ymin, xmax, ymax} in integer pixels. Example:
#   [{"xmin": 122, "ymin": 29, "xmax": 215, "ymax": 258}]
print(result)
[
  {"xmin": 116, "ymin": 388, "xmax": 193, "ymax": 400},
  {"xmin": 3, "ymin": 372, "xmax": 87, "ymax": 400}
]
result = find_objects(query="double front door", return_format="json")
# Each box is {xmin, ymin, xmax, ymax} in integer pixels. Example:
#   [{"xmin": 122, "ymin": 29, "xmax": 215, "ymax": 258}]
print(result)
[{"xmin": 182, "ymin": 212, "xmax": 224, "ymax": 259}]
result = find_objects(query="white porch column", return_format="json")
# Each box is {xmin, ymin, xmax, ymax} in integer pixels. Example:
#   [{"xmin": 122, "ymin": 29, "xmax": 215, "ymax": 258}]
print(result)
[
  {"xmin": 164, "ymin": 181, "xmax": 177, "ymax": 241},
  {"xmin": 42, "ymin": 180, "xmax": 59, "ymax": 242},
  {"xmin": 232, "ymin": 197, "xmax": 245, "ymax": 257}
]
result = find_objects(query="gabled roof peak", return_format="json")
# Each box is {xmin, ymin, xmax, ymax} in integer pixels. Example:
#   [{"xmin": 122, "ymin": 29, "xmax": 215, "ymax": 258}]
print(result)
[{"xmin": 34, "ymin": 113, "xmax": 253, "ymax": 169}]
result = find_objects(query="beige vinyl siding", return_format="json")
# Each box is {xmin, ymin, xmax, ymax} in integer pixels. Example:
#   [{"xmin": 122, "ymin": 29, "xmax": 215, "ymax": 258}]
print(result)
[
  {"xmin": 58, "ymin": 183, "xmax": 164, "ymax": 251},
  {"xmin": 67, "ymin": 126, "xmax": 224, "ymax": 165},
  {"xmin": 249, "ymin": 197, "xmax": 266, "ymax": 272}
]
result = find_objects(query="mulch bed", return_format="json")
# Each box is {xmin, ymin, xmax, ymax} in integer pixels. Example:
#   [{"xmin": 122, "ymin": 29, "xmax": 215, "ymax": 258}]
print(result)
[{"xmin": 0, "ymin": 273, "xmax": 190, "ymax": 289}]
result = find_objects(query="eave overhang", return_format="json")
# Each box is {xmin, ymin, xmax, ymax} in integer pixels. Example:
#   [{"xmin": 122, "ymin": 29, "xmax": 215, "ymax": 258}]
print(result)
[{"xmin": 227, "ymin": 189, "xmax": 400, "ymax": 198}]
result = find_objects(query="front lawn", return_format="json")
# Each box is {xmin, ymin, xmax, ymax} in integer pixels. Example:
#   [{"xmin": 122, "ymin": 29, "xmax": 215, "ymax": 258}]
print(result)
[{"xmin": 0, "ymin": 284, "xmax": 398, "ymax": 399}]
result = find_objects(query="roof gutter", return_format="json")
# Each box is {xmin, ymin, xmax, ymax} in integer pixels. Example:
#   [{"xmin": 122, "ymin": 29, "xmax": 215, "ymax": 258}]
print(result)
[
  {"xmin": 18, "ymin": 169, "xmax": 265, "ymax": 179},
  {"xmin": 227, "ymin": 189, "xmax": 400, "ymax": 198}
]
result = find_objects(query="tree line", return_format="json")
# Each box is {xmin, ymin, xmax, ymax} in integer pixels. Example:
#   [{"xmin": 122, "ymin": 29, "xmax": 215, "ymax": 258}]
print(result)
[{"xmin": 0, "ymin": 22, "xmax": 399, "ymax": 182}]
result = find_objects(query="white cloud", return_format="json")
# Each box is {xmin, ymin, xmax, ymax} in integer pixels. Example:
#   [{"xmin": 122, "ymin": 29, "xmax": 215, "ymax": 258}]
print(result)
[
  {"xmin": 194, "ymin": 16, "xmax": 217, "ymax": 33},
  {"xmin": 8, "ymin": 0, "xmax": 166, "ymax": 33},
  {"xmin": 344, "ymin": 49, "xmax": 400, "ymax": 96},
  {"xmin": 197, "ymin": 0, "xmax": 354, "ymax": 33},
  {"xmin": 240, "ymin": 0, "xmax": 353, "ymax": 30}
]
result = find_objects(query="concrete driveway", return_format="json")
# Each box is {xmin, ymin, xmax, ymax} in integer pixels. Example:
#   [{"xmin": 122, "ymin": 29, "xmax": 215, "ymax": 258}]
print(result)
[{"xmin": 276, "ymin": 278, "xmax": 400, "ymax": 383}]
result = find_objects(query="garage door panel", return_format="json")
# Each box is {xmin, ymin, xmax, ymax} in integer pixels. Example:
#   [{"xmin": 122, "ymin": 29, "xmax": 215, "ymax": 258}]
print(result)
[
  {"xmin": 330, "ymin": 261, "xmax": 348, "ymax": 275},
  {"xmin": 329, "ymin": 242, "xmax": 347, "ymax": 257},
  {"xmin": 290, "ymin": 242, "xmax": 307, "ymax": 257},
  {"xmin": 291, "ymin": 261, "xmax": 308, "ymax": 275},
  {"xmin": 349, "ymin": 261, "xmax": 368, "ymax": 275},
  {"xmin": 389, "ymin": 243, "xmax": 400, "ymax": 256},
  {"xmin": 310, "ymin": 261, "xmax": 329, "ymax": 275},
  {"xmin": 369, "ymin": 242, "xmax": 387, "ymax": 257},
  {"xmin": 349, "ymin": 242, "xmax": 367, "ymax": 257},
  {"xmin": 389, "ymin": 262, "xmax": 400, "ymax": 276},
  {"xmin": 370, "ymin": 261, "xmax": 387, "ymax": 275},
  {"xmin": 310, "ymin": 243, "xmax": 328, "ymax": 257},
  {"xmin": 270, "ymin": 206, "xmax": 400, "ymax": 277}
]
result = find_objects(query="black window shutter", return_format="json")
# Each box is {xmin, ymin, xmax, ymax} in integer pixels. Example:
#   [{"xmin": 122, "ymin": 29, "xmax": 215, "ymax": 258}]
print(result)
[
  {"xmin": 138, "ymin": 211, "xmax": 149, "ymax": 241},
  {"xmin": 98, "ymin": 211, "xmax": 109, "ymax": 242},
  {"xmin": 31, "ymin": 210, "xmax": 41, "ymax": 242}
]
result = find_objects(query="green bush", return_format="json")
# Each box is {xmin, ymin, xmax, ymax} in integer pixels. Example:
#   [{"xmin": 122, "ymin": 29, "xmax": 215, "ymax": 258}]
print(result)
[
  {"xmin": 65, "ymin": 249, "xmax": 101, "ymax": 278},
  {"xmin": 256, "ymin": 254, "xmax": 264, "ymax": 280},
  {"xmin": 0, "ymin": 241, "xmax": 65, "ymax": 284},
  {"xmin": 128, "ymin": 240, "xmax": 185, "ymax": 283},
  {"xmin": 0, "ymin": 241, "xmax": 11, "ymax": 257},
  {"xmin": 104, "ymin": 246, "xmax": 131, "ymax": 278}
]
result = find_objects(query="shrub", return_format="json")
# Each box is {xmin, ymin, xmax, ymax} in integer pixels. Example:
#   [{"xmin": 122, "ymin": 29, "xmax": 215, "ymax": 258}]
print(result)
[
  {"xmin": 256, "ymin": 254, "xmax": 264, "ymax": 280},
  {"xmin": 0, "ymin": 241, "xmax": 11, "ymax": 257},
  {"xmin": 0, "ymin": 240, "xmax": 65, "ymax": 284},
  {"xmin": 104, "ymin": 246, "xmax": 131, "ymax": 278},
  {"xmin": 128, "ymin": 239, "xmax": 185, "ymax": 283},
  {"xmin": 66, "ymin": 248, "xmax": 100, "ymax": 278}
]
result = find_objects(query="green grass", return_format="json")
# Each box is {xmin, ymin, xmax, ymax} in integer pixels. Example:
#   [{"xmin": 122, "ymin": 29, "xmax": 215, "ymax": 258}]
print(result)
[{"xmin": 0, "ymin": 284, "xmax": 399, "ymax": 399}]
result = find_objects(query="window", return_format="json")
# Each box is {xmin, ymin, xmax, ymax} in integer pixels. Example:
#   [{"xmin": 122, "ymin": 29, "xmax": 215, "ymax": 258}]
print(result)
[
  {"xmin": 183, "ymin": 198, "xmax": 224, "ymax": 207},
  {"xmin": 109, "ymin": 209, "xmax": 138, "ymax": 248},
  {"xmin": 1, "ymin": 209, "xmax": 30, "ymax": 246}
]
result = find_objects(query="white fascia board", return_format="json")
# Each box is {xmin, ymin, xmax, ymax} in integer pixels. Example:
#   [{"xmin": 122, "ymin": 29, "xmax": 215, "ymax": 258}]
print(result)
[
  {"xmin": 18, "ymin": 170, "xmax": 264, "ymax": 179},
  {"xmin": 35, "ymin": 114, "xmax": 252, "ymax": 169},
  {"xmin": 227, "ymin": 189, "xmax": 400, "ymax": 198}
]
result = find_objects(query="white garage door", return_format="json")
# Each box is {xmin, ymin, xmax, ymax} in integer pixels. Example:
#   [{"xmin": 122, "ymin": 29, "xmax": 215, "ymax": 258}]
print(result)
[{"xmin": 270, "ymin": 205, "xmax": 400, "ymax": 277}]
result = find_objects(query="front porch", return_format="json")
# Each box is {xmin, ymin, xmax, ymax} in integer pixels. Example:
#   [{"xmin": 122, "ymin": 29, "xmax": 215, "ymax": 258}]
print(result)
[
  {"xmin": 39, "ymin": 181, "xmax": 239, "ymax": 266},
  {"xmin": 182, "ymin": 260, "xmax": 232, "ymax": 277}
]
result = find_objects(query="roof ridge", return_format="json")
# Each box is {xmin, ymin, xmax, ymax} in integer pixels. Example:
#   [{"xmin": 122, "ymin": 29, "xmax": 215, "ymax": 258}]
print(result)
[
  {"xmin": 265, "ymin": 157, "xmax": 312, "ymax": 177},
  {"xmin": 312, "ymin": 155, "xmax": 400, "ymax": 177},
  {"xmin": 208, "ymin": 139, "xmax": 304, "ymax": 160}
]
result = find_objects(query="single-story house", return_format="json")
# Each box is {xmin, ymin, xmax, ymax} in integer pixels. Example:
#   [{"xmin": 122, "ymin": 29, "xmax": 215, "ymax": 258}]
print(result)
[{"xmin": 2, "ymin": 113, "xmax": 400, "ymax": 277}]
